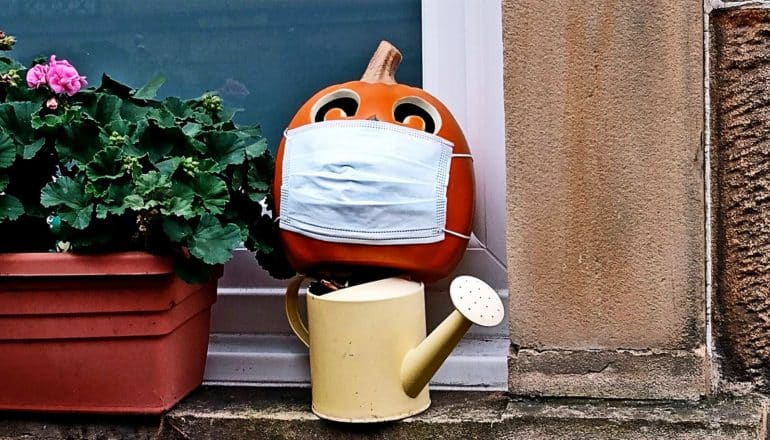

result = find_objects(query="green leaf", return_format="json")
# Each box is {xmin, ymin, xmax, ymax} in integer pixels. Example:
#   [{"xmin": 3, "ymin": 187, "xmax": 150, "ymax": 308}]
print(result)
[
  {"xmin": 56, "ymin": 119, "xmax": 104, "ymax": 164},
  {"xmin": 95, "ymin": 204, "xmax": 111, "ymax": 219},
  {"xmin": 0, "ymin": 57, "xmax": 24, "ymax": 73},
  {"xmin": 173, "ymin": 256, "xmax": 212, "ymax": 284},
  {"xmin": 181, "ymin": 122, "xmax": 202, "ymax": 137},
  {"xmin": 93, "ymin": 181, "xmax": 133, "ymax": 219},
  {"xmin": 218, "ymin": 106, "xmax": 243, "ymax": 122},
  {"xmin": 59, "ymin": 206, "xmax": 95, "ymax": 230},
  {"xmin": 133, "ymin": 74, "xmax": 165, "ymax": 100},
  {"xmin": 203, "ymin": 132, "xmax": 240, "ymax": 165},
  {"xmin": 162, "ymin": 195, "xmax": 195, "ymax": 218},
  {"xmin": 244, "ymin": 137, "xmax": 268, "ymax": 159},
  {"xmin": 40, "ymin": 176, "xmax": 92, "ymax": 211},
  {"xmin": 105, "ymin": 118, "xmax": 130, "ymax": 136},
  {"xmin": 187, "ymin": 137, "xmax": 208, "ymax": 154},
  {"xmin": 119, "ymin": 101, "xmax": 153, "ymax": 122},
  {"xmin": 162, "ymin": 217, "xmax": 193, "ymax": 242},
  {"xmin": 188, "ymin": 214, "xmax": 241, "ymax": 264},
  {"xmin": 162, "ymin": 181, "xmax": 195, "ymax": 218},
  {"xmin": 127, "ymin": 122, "xmax": 184, "ymax": 163},
  {"xmin": 0, "ymin": 175, "xmax": 8, "ymax": 192},
  {"xmin": 123, "ymin": 194, "xmax": 146, "ymax": 210},
  {"xmin": 163, "ymin": 97, "xmax": 193, "ymax": 119},
  {"xmin": 40, "ymin": 177, "xmax": 95, "ymax": 230},
  {"xmin": 247, "ymin": 166, "xmax": 270, "ymax": 202},
  {"xmin": 85, "ymin": 181, "xmax": 109, "ymax": 198},
  {"xmin": 190, "ymin": 111, "xmax": 213, "ymax": 125},
  {"xmin": 0, "ymin": 194, "xmax": 23, "ymax": 221},
  {"xmin": 148, "ymin": 107, "xmax": 176, "ymax": 129},
  {"xmin": 22, "ymin": 138, "xmax": 45, "ymax": 159},
  {"xmin": 97, "ymin": 74, "xmax": 134, "ymax": 99},
  {"xmin": 0, "ymin": 130, "xmax": 15, "ymax": 168},
  {"xmin": 107, "ymin": 181, "xmax": 132, "ymax": 202},
  {"xmin": 82, "ymin": 93, "xmax": 122, "ymax": 124},
  {"xmin": 155, "ymin": 157, "xmax": 182, "ymax": 177},
  {"xmin": 134, "ymin": 171, "xmax": 170, "ymax": 195},
  {"xmin": 0, "ymin": 101, "xmax": 36, "ymax": 143},
  {"xmin": 31, "ymin": 113, "xmax": 61, "ymax": 130},
  {"xmin": 86, "ymin": 146, "xmax": 124, "ymax": 181},
  {"xmin": 192, "ymin": 173, "xmax": 228, "ymax": 214}
]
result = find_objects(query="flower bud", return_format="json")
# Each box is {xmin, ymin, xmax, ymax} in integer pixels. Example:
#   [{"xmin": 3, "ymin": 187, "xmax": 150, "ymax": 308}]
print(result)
[
  {"xmin": 0, "ymin": 33, "xmax": 16, "ymax": 51},
  {"xmin": 46, "ymin": 97, "xmax": 59, "ymax": 110}
]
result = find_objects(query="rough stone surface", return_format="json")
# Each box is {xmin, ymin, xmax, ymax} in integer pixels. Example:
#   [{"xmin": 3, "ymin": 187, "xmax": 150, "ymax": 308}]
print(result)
[
  {"xmin": 0, "ymin": 388, "xmax": 766, "ymax": 439},
  {"xmin": 502, "ymin": 0, "xmax": 705, "ymax": 397},
  {"xmin": 500, "ymin": 395, "xmax": 767, "ymax": 440},
  {"xmin": 162, "ymin": 388, "xmax": 767, "ymax": 440},
  {"xmin": 509, "ymin": 348, "xmax": 708, "ymax": 400},
  {"xmin": 0, "ymin": 414, "xmax": 160, "ymax": 439},
  {"xmin": 711, "ymin": 8, "xmax": 770, "ymax": 392}
]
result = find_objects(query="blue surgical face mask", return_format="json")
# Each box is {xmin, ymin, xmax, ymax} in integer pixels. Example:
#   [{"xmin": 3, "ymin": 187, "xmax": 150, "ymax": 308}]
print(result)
[{"xmin": 279, "ymin": 119, "xmax": 471, "ymax": 246}]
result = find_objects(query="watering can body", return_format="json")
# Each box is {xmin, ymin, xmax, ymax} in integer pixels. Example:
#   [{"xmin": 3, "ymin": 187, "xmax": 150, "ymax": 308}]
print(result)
[
  {"xmin": 286, "ymin": 277, "xmax": 430, "ymax": 422},
  {"xmin": 285, "ymin": 275, "xmax": 504, "ymax": 422}
]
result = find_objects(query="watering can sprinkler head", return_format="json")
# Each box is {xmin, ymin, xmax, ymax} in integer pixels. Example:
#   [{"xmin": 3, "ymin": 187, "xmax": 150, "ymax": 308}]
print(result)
[{"xmin": 400, "ymin": 276, "xmax": 505, "ymax": 397}]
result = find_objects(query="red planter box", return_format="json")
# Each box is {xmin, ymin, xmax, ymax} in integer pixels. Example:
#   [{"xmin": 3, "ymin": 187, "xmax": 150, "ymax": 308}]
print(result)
[{"xmin": 0, "ymin": 252, "xmax": 218, "ymax": 414}]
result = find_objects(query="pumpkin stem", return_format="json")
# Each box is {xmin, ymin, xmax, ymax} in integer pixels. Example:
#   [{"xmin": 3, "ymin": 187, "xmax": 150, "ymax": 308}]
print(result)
[{"xmin": 360, "ymin": 41, "xmax": 402, "ymax": 85}]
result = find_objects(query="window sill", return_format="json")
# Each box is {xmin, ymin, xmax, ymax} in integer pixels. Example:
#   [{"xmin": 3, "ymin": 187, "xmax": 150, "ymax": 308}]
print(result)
[
  {"xmin": 203, "ymin": 334, "xmax": 509, "ymax": 390},
  {"xmin": 1, "ymin": 388, "xmax": 764, "ymax": 439}
]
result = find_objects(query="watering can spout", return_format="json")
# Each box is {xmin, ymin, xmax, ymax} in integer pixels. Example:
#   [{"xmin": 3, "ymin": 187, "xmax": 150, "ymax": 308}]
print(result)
[{"xmin": 401, "ymin": 276, "xmax": 505, "ymax": 398}]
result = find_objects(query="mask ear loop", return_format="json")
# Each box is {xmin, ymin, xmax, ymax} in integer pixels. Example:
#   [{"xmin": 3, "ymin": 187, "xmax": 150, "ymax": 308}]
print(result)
[
  {"xmin": 443, "ymin": 229, "xmax": 472, "ymax": 240},
  {"xmin": 442, "ymin": 153, "xmax": 473, "ymax": 240}
]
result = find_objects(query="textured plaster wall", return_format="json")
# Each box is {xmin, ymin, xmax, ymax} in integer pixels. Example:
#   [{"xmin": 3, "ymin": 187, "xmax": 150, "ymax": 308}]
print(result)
[
  {"xmin": 503, "ymin": 0, "xmax": 704, "ymax": 351},
  {"xmin": 503, "ymin": 0, "xmax": 705, "ymax": 398}
]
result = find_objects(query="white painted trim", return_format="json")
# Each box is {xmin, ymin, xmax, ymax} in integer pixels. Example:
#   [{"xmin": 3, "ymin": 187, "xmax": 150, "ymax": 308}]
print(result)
[{"xmin": 421, "ymin": 0, "xmax": 508, "ymax": 264}]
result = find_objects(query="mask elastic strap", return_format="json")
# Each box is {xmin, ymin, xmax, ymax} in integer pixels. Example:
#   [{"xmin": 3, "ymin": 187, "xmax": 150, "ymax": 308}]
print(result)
[
  {"xmin": 451, "ymin": 154, "xmax": 473, "ymax": 160},
  {"xmin": 274, "ymin": 216, "xmax": 281, "ymax": 223},
  {"xmin": 444, "ymin": 229, "xmax": 472, "ymax": 240}
]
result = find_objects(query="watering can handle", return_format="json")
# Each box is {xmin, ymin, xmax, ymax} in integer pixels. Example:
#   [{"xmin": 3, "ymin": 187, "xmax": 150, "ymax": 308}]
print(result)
[{"xmin": 284, "ymin": 275, "xmax": 310, "ymax": 348}]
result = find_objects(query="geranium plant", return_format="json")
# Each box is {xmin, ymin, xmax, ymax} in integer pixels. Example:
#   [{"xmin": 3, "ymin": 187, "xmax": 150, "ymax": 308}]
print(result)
[{"xmin": 0, "ymin": 32, "xmax": 292, "ymax": 282}]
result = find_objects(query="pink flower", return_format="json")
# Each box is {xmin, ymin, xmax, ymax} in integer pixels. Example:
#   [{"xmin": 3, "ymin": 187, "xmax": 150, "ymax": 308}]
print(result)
[
  {"xmin": 26, "ymin": 64, "xmax": 48, "ymax": 89},
  {"xmin": 46, "ymin": 97, "xmax": 58, "ymax": 110},
  {"xmin": 45, "ymin": 55, "xmax": 87, "ymax": 96}
]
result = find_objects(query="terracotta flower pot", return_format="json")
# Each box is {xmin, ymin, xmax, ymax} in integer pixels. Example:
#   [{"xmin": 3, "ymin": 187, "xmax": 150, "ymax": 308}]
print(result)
[{"xmin": 0, "ymin": 252, "xmax": 218, "ymax": 414}]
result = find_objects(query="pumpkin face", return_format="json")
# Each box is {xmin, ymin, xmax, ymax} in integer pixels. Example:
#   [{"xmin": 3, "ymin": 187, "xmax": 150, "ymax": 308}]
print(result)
[{"xmin": 273, "ymin": 41, "xmax": 474, "ymax": 282}]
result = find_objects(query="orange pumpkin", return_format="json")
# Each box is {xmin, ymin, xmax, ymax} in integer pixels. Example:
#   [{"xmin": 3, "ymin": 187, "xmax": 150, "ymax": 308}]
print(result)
[{"xmin": 273, "ymin": 41, "xmax": 474, "ymax": 282}]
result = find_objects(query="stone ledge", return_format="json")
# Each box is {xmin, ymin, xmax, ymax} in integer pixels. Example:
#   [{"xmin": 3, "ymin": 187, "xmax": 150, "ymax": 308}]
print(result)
[
  {"xmin": 508, "ymin": 348, "xmax": 709, "ymax": 400},
  {"xmin": 0, "ymin": 387, "xmax": 767, "ymax": 439}
]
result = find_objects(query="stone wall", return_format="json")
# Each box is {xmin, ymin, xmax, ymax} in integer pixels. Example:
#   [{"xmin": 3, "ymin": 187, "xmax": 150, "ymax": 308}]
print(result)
[
  {"xmin": 711, "ymin": 6, "xmax": 770, "ymax": 391},
  {"xmin": 503, "ymin": 0, "xmax": 706, "ymax": 399}
]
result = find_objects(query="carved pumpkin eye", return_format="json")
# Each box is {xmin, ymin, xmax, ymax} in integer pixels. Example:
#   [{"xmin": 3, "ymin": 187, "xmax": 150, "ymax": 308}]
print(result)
[
  {"xmin": 393, "ymin": 97, "xmax": 442, "ymax": 134},
  {"xmin": 311, "ymin": 89, "xmax": 360, "ymax": 122}
]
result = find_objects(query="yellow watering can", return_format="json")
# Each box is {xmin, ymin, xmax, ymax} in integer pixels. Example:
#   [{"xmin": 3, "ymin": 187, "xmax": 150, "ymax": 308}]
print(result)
[{"xmin": 285, "ymin": 275, "xmax": 505, "ymax": 423}]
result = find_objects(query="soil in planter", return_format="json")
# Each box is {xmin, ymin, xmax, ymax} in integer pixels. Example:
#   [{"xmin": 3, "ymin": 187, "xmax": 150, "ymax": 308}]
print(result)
[{"xmin": 0, "ymin": 220, "xmax": 53, "ymax": 252}]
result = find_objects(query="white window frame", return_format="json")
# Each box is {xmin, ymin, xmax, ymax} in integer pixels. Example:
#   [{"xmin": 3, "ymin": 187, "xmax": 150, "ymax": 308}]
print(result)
[{"xmin": 204, "ymin": 0, "xmax": 508, "ymax": 390}]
